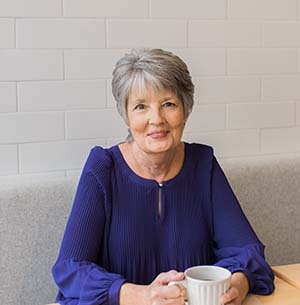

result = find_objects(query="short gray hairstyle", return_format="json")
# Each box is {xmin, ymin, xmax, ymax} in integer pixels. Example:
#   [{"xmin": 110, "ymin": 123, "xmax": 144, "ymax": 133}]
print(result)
[{"xmin": 112, "ymin": 48, "xmax": 194, "ymax": 125}]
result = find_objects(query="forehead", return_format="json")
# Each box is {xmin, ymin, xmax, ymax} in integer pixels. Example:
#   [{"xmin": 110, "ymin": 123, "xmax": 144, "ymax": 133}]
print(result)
[{"xmin": 128, "ymin": 81, "xmax": 177, "ymax": 102}]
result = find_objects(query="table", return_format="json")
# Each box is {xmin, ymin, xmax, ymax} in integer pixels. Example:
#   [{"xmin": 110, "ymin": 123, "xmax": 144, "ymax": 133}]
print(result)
[
  {"xmin": 272, "ymin": 263, "xmax": 300, "ymax": 290},
  {"xmin": 244, "ymin": 276, "xmax": 300, "ymax": 305}
]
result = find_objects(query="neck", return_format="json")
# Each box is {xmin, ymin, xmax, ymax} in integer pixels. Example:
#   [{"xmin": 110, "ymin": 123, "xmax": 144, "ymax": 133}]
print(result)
[{"xmin": 129, "ymin": 142, "xmax": 184, "ymax": 183}]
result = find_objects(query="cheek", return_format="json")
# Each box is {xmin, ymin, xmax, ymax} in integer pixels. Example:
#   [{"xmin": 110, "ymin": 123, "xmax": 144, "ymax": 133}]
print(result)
[
  {"xmin": 171, "ymin": 113, "xmax": 186, "ymax": 129},
  {"xmin": 128, "ymin": 116, "xmax": 147, "ymax": 132}
]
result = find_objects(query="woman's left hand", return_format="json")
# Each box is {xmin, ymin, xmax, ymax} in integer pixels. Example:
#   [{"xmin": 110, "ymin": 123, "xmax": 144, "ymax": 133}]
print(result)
[{"xmin": 220, "ymin": 272, "xmax": 249, "ymax": 305}]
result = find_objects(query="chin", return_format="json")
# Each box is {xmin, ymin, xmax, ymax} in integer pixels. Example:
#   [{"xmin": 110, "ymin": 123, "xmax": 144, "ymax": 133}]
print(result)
[{"xmin": 145, "ymin": 141, "xmax": 176, "ymax": 154}]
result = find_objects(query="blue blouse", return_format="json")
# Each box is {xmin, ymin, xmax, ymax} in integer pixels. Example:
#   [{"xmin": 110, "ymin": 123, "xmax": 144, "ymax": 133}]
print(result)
[{"xmin": 52, "ymin": 143, "xmax": 274, "ymax": 304}]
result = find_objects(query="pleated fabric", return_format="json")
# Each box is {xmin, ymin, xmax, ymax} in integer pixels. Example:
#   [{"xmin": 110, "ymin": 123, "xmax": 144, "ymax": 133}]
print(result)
[{"xmin": 52, "ymin": 143, "xmax": 274, "ymax": 305}]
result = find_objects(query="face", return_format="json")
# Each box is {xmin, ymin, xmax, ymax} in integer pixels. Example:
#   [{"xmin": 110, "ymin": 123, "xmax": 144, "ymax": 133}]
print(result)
[{"xmin": 126, "ymin": 84, "xmax": 186, "ymax": 155}]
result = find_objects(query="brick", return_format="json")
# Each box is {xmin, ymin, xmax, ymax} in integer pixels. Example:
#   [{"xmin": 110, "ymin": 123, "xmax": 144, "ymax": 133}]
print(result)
[
  {"xmin": 0, "ymin": 83, "xmax": 16, "ymax": 113},
  {"xmin": 189, "ymin": 21, "xmax": 261, "ymax": 47},
  {"xmin": 229, "ymin": 0, "xmax": 298, "ymax": 19},
  {"xmin": 0, "ymin": 50, "xmax": 63, "ymax": 81},
  {"xmin": 0, "ymin": 19, "xmax": 14, "ymax": 48},
  {"xmin": 262, "ymin": 76, "xmax": 300, "ymax": 100},
  {"xmin": 150, "ymin": 0, "xmax": 226, "ymax": 18},
  {"xmin": 107, "ymin": 20, "xmax": 187, "ymax": 48},
  {"xmin": 17, "ymin": 19, "xmax": 105, "ymax": 49},
  {"xmin": 18, "ymin": 80, "xmax": 106, "ymax": 111},
  {"xmin": 228, "ymin": 102, "xmax": 295, "ymax": 129},
  {"xmin": 0, "ymin": 112, "xmax": 64, "ymax": 144},
  {"xmin": 227, "ymin": 48, "xmax": 297, "ymax": 75},
  {"xmin": 264, "ymin": 22, "xmax": 300, "ymax": 47},
  {"xmin": 185, "ymin": 105, "xmax": 226, "ymax": 132},
  {"xmin": 66, "ymin": 109, "xmax": 127, "ymax": 139},
  {"xmin": 64, "ymin": 49, "xmax": 127, "ymax": 79},
  {"xmin": 193, "ymin": 77, "xmax": 260, "ymax": 103},
  {"xmin": 0, "ymin": 0, "xmax": 62, "ymax": 17},
  {"xmin": 63, "ymin": 0, "xmax": 148, "ymax": 17},
  {"xmin": 19, "ymin": 139, "xmax": 105, "ymax": 173},
  {"xmin": 261, "ymin": 127, "xmax": 300, "ymax": 153},
  {"xmin": 0, "ymin": 145, "xmax": 18, "ymax": 175},
  {"xmin": 185, "ymin": 130, "xmax": 260, "ymax": 158},
  {"xmin": 172, "ymin": 48, "xmax": 226, "ymax": 76}
]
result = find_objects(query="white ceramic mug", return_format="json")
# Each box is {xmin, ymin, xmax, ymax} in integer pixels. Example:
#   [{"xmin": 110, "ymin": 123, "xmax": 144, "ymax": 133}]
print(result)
[{"xmin": 169, "ymin": 265, "xmax": 231, "ymax": 305}]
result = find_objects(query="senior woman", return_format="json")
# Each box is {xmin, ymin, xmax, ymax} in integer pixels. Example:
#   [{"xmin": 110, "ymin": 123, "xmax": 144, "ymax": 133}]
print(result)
[{"xmin": 52, "ymin": 48, "xmax": 274, "ymax": 305}]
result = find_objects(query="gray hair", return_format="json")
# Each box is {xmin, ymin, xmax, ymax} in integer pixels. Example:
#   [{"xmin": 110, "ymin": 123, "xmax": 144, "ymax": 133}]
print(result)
[{"xmin": 112, "ymin": 48, "xmax": 195, "ymax": 126}]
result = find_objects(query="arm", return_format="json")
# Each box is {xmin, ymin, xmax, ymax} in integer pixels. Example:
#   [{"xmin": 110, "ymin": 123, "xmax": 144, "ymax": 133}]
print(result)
[
  {"xmin": 119, "ymin": 271, "xmax": 185, "ymax": 305},
  {"xmin": 52, "ymin": 170, "xmax": 126, "ymax": 305},
  {"xmin": 210, "ymin": 157, "xmax": 274, "ymax": 299}
]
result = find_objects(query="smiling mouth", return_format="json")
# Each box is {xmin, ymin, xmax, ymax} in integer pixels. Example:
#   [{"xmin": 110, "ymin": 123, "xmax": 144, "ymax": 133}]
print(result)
[{"xmin": 148, "ymin": 131, "xmax": 169, "ymax": 139}]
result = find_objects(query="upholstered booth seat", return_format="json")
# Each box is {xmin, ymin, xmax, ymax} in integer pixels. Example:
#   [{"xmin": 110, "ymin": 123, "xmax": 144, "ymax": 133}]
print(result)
[{"xmin": 1, "ymin": 154, "xmax": 300, "ymax": 305}]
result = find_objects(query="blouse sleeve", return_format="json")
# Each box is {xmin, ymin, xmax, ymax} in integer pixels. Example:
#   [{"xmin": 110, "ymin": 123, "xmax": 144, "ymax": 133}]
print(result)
[
  {"xmin": 52, "ymin": 168, "xmax": 126, "ymax": 305},
  {"xmin": 210, "ymin": 156, "xmax": 275, "ymax": 295}
]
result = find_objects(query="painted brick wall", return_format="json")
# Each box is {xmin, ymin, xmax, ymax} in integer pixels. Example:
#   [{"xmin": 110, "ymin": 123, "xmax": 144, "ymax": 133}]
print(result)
[{"xmin": 1, "ymin": 0, "xmax": 300, "ymax": 179}]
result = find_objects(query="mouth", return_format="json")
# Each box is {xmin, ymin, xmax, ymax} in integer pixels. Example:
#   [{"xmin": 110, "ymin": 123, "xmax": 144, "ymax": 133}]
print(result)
[{"xmin": 147, "ymin": 130, "xmax": 169, "ymax": 139}]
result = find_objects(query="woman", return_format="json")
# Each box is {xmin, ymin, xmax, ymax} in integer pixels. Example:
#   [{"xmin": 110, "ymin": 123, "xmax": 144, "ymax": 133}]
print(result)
[{"xmin": 52, "ymin": 48, "xmax": 274, "ymax": 305}]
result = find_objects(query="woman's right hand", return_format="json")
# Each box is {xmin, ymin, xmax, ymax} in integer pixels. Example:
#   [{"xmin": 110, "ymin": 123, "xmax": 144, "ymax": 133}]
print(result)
[{"xmin": 120, "ymin": 270, "xmax": 185, "ymax": 305}]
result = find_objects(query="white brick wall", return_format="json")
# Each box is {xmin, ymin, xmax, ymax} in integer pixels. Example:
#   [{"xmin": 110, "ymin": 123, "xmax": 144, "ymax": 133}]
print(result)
[
  {"xmin": 0, "ymin": 83, "xmax": 16, "ymax": 113},
  {"xmin": 189, "ymin": 22, "xmax": 261, "ymax": 47},
  {"xmin": 150, "ymin": 0, "xmax": 226, "ymax": 19},
  {"xmin": 0, "ymin": 19, "xmax": 15, "ymax": 48},
  {"xmin": 0, "ymin": 0, "xmax": 62, "ymax": 17},
  {"xmin": 107, "ymin": 20, "xmax": 187, "ymax": 48},
  {"xmin": 1, "ymin": 0, "xmax": 300, "ymax": 178},
  {"xmin": 63, "ymin": 0, "xmax": 148, "ymax": 18},
  {"xmin": 193, "ymin": 77, "xmax": 261, "ymax": 103},
  {"xmin": 0, "ymin": 50, "xmax": 63, "ymax": 81},
  {"xmin": 227, "ymin": 102, "xmax": 295, "ymax": 129},
  {"xmin": 18, "ymin": 80, "xmax": 106, "ymax": 111},
  {"xmin": 16, "ymin": 19, "xmax": 106, "ymax": 49},
  {"xmin": 228, "ymin": 0, "xmax": 298, "ymax": 20},
  {"xmin": 0, "ymin": 112, "xmax": 64, "ymax": 143},
  {"xmin": 227, "ymin": 49, "xmax": 297, "ymax": 75}
]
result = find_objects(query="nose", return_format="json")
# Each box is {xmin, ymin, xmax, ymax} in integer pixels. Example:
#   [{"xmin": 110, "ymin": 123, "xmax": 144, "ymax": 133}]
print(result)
[{"xmin": 149, "ymin": 106, "xmax": 165, "ymax": 125}]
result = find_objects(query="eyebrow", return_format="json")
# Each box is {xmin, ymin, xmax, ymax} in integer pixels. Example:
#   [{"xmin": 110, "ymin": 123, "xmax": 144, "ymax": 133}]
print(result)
[{"xmin": 132, "ymin": 96, "xmax": 175, "ymax": 103}]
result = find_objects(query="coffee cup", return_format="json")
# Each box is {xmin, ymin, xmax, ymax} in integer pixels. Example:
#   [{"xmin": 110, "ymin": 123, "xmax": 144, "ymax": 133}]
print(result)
[{"xmin": 169, "ymin": 265, "xmax": 231, "ymax": 305}]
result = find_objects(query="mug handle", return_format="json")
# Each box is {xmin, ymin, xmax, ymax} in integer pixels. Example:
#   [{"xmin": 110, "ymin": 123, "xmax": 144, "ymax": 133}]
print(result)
[{"xmin": 168, "ymin": 279, "xmax": 188, "ymax": 303}]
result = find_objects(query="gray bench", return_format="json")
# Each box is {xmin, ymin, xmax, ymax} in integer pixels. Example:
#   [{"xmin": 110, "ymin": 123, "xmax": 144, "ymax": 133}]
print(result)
[{"xmin": 1, "ymin": 155, "xmax": 300, "ymax": 305}]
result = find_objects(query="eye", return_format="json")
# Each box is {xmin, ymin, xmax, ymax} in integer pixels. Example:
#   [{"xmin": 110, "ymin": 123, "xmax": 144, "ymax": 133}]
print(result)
[
  {"xmin": 163, "ymin": 101, "xmax": 176, "ymax": 107},
  {"xmin": 134, "ymin": 104, "xmax": 145, "ymax": 111}
]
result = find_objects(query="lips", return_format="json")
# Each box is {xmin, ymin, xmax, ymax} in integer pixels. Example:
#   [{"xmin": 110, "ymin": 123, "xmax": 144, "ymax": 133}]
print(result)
[{"xmin": 148, "ymin": 130, "xmax": 169, "ymax": 139}]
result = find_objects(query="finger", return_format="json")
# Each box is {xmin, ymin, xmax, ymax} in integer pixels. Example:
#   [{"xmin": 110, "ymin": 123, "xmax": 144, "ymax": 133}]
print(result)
[
  {"xmin": 173, "ymin": 283, "xmax": 187, "ymax": 300},
  {"xmin": 220, "ymin": 287, "xmax": 239, "ymax": 304},
  {"xmin": 156, "ymin": 270, "xmax": 185, "ymax": 285},
  {"xmin": 151, "ymin": 285, "xmax": 182, "ymax": 299},
  {"xmin": 162, "ymin": 296, "xmax": 185, "ymax": 305}
]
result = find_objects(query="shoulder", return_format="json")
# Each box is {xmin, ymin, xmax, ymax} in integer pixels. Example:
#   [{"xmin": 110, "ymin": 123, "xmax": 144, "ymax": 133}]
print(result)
[
  {"xmin": 82, "ymin": 145, "xmax": 114, "ymax": 177},
  {"xmin": 186, "ymin": 142, "xmax": 214, "ymax": 163}
]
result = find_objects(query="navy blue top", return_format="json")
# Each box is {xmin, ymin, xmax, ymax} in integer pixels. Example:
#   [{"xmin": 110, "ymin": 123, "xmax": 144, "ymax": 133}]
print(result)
[{"xmin": 52, "ymin": 143, "xmax": 274, "ymax": 305}]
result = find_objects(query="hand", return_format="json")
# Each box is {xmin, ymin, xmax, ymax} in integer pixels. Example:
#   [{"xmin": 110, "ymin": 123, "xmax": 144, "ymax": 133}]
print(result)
[
  {"xmin": 220, "ymin": 272, "xmax": 249, "ymax": 305},
  {"xmin": 120, "ymin": 270, "xmax": 185, "ymax": 305},
  {"xmin": 147, "ymin": 270, "xmax": 186, "ymax": 305}
]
